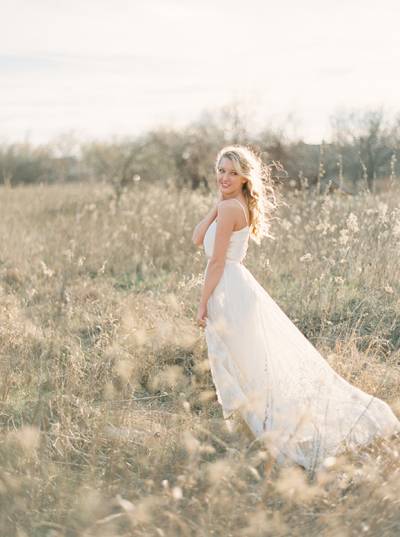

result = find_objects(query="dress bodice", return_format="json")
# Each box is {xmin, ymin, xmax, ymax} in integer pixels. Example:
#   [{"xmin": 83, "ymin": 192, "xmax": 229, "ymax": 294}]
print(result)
[{"xmin": 203, "ymin": 220, "xmax": 250, "ymax": 263}]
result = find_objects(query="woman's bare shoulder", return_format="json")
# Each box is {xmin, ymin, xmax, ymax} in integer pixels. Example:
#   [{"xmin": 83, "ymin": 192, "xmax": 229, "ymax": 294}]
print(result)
[
  {"xmin": 216, "ymin": 199, "xmax": 247, "ymax": 231},
  {"xmin": 216, "ymin": 199, "xmax": 239, "ymax": 218},
  {"xmin": 217, "ymin": 199, "xmax": 240, "ymax": 210}
]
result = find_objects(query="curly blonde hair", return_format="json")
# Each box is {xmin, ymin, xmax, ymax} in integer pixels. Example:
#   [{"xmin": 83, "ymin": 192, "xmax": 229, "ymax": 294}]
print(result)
[{"xmin": 215, "ymin": 144, "xmax": 282, "ymax": 244}]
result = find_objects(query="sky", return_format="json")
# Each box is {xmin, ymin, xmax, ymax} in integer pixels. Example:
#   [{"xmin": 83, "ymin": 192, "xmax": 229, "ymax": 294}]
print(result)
[{"xmin": 1, "ymin": 0, "xmax": 399, "ymax": 146}]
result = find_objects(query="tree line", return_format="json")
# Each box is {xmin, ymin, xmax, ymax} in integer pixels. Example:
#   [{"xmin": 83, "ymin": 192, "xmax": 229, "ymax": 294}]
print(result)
[{"xmin": 1, "ymin": 104, "xmax": 399, "ymax": 197}]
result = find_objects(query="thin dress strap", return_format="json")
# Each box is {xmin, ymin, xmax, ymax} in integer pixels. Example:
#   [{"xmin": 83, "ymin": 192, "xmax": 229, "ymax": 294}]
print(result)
[{"xmin": 232, "ymin": 198, "xmax": 249, "ymax": 226}]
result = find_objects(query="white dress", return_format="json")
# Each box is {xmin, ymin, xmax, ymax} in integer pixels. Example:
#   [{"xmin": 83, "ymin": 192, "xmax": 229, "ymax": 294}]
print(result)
[{"xmin": 203, "ymin": 198, "xmax": 400, "ymax": 472}]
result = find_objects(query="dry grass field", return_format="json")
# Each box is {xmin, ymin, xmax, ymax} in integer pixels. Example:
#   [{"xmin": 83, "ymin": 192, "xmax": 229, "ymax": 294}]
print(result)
[{"xmin": 1, "ymin": 180, "xmax": 400, "ymax": 536}]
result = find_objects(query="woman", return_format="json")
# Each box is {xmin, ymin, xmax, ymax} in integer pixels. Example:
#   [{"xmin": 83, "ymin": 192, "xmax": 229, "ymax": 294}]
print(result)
[{"xmin": 192, "ymin": 144, "xmax": 400, "ymax": 473}]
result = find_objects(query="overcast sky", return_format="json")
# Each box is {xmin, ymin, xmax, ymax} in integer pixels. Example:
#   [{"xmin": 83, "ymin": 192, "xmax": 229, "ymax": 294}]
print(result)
[{"xmin": 1, "ymin": 0, "xmax": 399, "ymax": 145}]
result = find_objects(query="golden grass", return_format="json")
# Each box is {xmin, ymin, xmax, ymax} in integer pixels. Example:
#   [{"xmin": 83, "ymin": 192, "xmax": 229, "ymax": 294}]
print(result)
[{"xmin": 0, "ymin": 180, "xmax": 400, "ymax": 536}]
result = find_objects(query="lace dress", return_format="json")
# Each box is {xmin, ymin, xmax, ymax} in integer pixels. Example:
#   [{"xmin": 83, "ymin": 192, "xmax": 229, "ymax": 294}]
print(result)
[{"xmin": 203, "ymin": 198, "xmax": 400, "ymax": 472}]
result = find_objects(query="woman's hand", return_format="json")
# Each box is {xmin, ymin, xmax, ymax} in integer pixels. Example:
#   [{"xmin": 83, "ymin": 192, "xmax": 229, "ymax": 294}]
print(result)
[{"xmin": 196, "ymin": 302, "xmax": 208, "ymax": 328}]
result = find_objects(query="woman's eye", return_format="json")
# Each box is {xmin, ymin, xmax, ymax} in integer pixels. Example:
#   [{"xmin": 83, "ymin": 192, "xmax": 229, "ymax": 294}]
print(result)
[{"xmin": 218, "ymin": 169, "xmax": 237, "ymax": 175}]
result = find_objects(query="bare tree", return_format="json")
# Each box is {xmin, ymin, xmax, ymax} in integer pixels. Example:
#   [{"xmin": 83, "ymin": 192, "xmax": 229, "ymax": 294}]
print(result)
[
  {"xmin": 81, "ymin": 137, "xmax": 141, "ymax": 204},
  {"xmin": 330, "ymin": 107, "xmax": 393, "ymax": 191},
  {"xmin": 47, "ymin": 130, "xmax": 81, "ymax": 182}
]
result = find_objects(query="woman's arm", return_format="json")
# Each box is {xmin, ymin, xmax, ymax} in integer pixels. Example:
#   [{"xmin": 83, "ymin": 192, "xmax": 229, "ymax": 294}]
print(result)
[
  {"xmin": 192, "ymin": 207, "xmax": 217, "ymax": 247},
  {"xmin": 199, "ymin": 201, "xmax": 236, "ymax": 309},
  {"xmin": 192, "ymin": 193, "xmax": 223, "ymax": 247}
]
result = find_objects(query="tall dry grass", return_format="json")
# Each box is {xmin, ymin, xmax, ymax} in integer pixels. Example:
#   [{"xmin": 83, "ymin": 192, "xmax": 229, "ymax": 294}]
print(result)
[{"xmin": 0, "ymin": 179, "xmax": 400, "ymax": 536}]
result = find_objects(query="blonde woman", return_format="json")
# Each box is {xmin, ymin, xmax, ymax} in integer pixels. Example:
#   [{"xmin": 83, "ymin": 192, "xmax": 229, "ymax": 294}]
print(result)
[{"xmin": 192, "ymin": 144, "xmax": 400, "ymax": 474}]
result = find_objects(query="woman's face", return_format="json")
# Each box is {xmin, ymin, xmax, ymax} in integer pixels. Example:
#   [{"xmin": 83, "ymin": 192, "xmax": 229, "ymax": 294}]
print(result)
[{"xmin": 217, "ymin": 157, "xmax": 246, "ymax": 195}]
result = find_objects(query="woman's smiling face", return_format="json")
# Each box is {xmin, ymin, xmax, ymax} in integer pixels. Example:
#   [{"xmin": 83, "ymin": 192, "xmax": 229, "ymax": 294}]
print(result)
[{"xmin": 217, "ymin": 157, "xmax": 245, "ymax": 194}]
